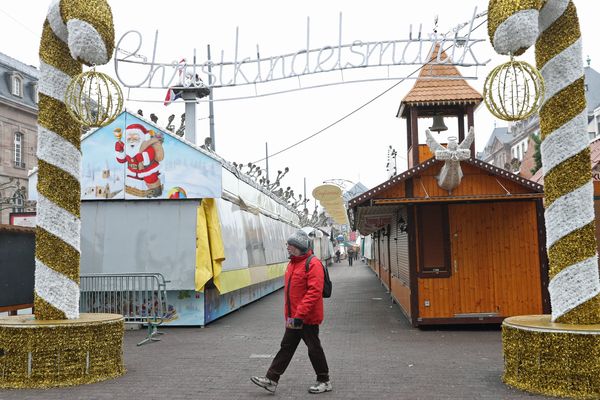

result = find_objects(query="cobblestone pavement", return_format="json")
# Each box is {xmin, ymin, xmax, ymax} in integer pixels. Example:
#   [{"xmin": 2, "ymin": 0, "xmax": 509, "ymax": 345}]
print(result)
[{"xmin": 1, "ymin": 260, "xmax": 547, "ymax": 400}]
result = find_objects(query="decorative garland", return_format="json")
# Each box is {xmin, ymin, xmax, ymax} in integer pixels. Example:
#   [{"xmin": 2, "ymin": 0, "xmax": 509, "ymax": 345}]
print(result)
[
  {"xmin": 503, "ymin": 317, "xmax": 600, "ymax": 399},
  {"xmin": 35, "ymin": 0, "xmax": 115, "ymax": 319},
  {"xmin": 0, "ymin": 315, "xmax": 124, "ymax": 388},
  {"xmin": 488, "ymin": 0, "xmax": 600, "ymax": 324}
]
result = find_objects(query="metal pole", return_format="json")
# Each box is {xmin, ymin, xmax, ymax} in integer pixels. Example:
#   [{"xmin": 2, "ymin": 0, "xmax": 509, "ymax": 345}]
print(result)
[
  {"xmin": 207, "ymin": 44, "xmax": 216, "ymax": 151},
  {"xmin": 304, "ymin": 177, "xmax": 307, "ymax": 206},
  {"xmin": 265, "ymin": 142, "xmax": 269, "ymax": 185},
  {"xmin": 183, "ymin": 91, "xmax": 197, "ymax": 144}
]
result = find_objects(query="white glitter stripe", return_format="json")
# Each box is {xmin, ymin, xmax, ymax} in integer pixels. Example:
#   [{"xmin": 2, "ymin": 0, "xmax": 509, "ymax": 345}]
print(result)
[
  {"xmin": 67, "ymin": 19, "xmax": 108, "ymax": 65},
  {"xmin": 46, "ymin": 0, "xmax": 68, "ymax": 43},
  {"xmin": 540, "ymin": 38, "xmax": 583, "ymax": 101},
  {"xmin": 493, "ymin": 10, "xmax": 539, "ymax": 55},
  {"xmin": 37, "ymin": 193, "xmax": 81, "ymax": 252},
  {"xmin": 539, "ymin": 0, "xmax": 570, "ymax": 33},
  {"xmin": 548, "ymin": 255, "xmax": 600, "ymax": 321},
  {"xmin": 37, "ymin": 126, "xmax": 81, "ymax": 180},
  {"xmin": 545, "ymin": 181, "xmax": 594, "ymax": 248},
  {"xmin": 34, "ymin": 259, "xmax": 80, "ymax": 319},
  {"xmin": 39, "ymin": 60, "xmax": 72, "ymax": 102},
  {"xmin": 540, "ymin": 111, "xmax": 588, "ymax": 175}
]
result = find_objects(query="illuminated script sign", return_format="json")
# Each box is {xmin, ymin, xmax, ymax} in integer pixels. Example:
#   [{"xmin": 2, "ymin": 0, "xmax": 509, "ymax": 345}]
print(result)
[{"xmin": 115, "ymin": 9, "xmax": 489, "ymax": 100}]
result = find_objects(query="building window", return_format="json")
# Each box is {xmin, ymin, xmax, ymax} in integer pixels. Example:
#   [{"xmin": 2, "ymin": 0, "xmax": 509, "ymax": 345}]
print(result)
[
  {"xmin": 11, "ymin": 74, "xmax": 23, "ymax": 97},
  {"xmin": 14, "ymin": 132, "xmax": 24, "ymax": 168},
  {"xmin": 12, "ymin": 191, "xmax": 24, "ymax": 213},
  {"xmin": 417, "ymin": 204, "xmax": 451, "ymax": 278}
]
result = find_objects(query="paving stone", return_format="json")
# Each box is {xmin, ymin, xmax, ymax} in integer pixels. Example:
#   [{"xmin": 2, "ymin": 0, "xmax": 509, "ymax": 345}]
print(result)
[{"xmin": 0, "ymin": 260, "xmax": 547, "ymax": 399}]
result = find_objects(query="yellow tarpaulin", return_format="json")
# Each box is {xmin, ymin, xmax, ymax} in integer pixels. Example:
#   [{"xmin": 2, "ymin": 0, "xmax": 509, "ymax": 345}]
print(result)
[
  {"xmin": 195, "ymin": 198, "xmax": 226, "ymax": 291},
  {"xmin": 214, "ymin": 263, "xmax": 287, "ymax": 294}
]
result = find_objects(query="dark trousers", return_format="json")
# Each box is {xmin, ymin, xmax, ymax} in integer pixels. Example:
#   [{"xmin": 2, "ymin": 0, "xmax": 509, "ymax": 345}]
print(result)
[
  {"xmin": 266, "ymin": 324, "xmax": 329, "ymax": 383},
  {"xmin": 348, "ymin": 256, "xmax": 353, "ymax": 266}
]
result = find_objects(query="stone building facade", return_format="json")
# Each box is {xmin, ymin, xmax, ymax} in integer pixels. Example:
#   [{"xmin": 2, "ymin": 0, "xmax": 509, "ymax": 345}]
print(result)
[{"xmin": 0, "ymin": 52, "xmax": 38, "ymax": 224}]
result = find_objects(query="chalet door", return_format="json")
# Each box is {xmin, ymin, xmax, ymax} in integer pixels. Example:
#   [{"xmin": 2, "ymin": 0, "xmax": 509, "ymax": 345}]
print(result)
[{"xmin": 448, "ymin": 203, "xmax": 497, "ymax": 317}]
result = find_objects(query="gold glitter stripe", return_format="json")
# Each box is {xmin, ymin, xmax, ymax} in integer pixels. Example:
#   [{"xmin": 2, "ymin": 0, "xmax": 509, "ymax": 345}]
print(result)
[
  {"xmin": 502, "ymin": 321, "xmax": 600, "ymax": 396},
  {"xmin": 38, "ymin": 94, "xmax": 81, "ymax": 150},
  {"xmin": 556, "ymin": 294, "xmax": 600, "ymax": 324},
  {"xmin": 539, "ymin": 78, "xmax": 585, "ymax": 139},
  {"xmin": 39, "ymin": 21, "xmax": 80, "ymax": 77},
  {"xmin": 36, "ymin": 227, "xmax": 80, "ymax": 283},
  {"xmin": 547, "ymin": 222, "xmax": 597, "ymax": 278},
  {"xmin": 61, "ymin": 0, "xmax": 115, "ymax": 59},
  {"xmin": 487, "ymin": 0, "xmax": 543, "ymax": 45},
  {"xmin": 34, "ymin": 294, "xmax": 67, "ymax": 320},
  {"xmin": 535, "ymin": 1, "xmax": 581, "ymax": 69},
  {"xmin": 37, "ymin": 160, "xmax": 80, "ymax": 218},
  {"xmin": 543, "ymin": 149, "xmax": 591, "ymax": 207}
]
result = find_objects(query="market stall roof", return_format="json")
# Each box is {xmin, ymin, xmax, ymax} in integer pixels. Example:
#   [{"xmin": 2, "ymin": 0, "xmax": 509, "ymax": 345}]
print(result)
[
  {"xmin": 348, "ymin": 157, "xmax": 544, "ymax": 235},
  {"xmin": 397, "ymin": 44, "xmax": 483, "ymax": 118}
]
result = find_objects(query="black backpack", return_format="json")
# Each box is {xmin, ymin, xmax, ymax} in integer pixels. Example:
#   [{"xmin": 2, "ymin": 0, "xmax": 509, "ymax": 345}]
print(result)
[{"xmin": 305, "ymin": 255, "xmax": 332, "ymax": 298}]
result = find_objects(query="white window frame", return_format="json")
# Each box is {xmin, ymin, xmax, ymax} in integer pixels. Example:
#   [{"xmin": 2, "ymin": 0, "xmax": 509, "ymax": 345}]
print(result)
[
  {"xmin": 14, "ymin": 132, "xmax": 23, "ymax": 167},
  {"xmin": 12, "ymin": 190, "xmax": 24, "ymax": 213},
  {"xmin": 11, "ymin": 74, "xmax": 23, "ymax": 97}
]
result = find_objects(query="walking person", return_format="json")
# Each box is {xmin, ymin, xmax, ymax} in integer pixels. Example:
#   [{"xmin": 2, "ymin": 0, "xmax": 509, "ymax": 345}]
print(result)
[
  {"xmin": 251, "ymin": 229, "xmax": 332, "ymax": 394},
  {"xmin": 347, "ymin": 247, "xmax": 354, "ymax": 266}
]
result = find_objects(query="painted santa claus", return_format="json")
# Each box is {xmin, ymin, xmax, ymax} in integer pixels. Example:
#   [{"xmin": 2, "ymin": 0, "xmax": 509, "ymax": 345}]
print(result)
[{"xmin": 114, "ymin": 123, "xmax": 164, "ymax": 197}]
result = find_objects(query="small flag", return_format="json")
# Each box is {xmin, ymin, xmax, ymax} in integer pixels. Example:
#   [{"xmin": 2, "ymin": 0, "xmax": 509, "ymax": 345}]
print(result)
[
  {"xmin": 163, "ymin": 88, "xmax": 183, "ymax": 106},
  {"xmin": 163, "ymin": 58, "xmax": 186, "ymax": 106}
]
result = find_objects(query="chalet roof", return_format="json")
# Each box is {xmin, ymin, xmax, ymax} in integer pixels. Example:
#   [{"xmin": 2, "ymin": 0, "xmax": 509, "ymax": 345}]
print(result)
[
  {"xmin": 397, "ymin": 44, "xmax": 482, "ymax": 118},
  {"xmin": 348, "ymin": 157, "xmax": 543, "ymax": 208}
]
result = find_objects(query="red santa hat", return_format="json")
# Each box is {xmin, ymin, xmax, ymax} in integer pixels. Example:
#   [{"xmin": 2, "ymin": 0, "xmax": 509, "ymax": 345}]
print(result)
[{"xmin": 126, "ymin": 124, "xmax": 150, "ymax": 139}]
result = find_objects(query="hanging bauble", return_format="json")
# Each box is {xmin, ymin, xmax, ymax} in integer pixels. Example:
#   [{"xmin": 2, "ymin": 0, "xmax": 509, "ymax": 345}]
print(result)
[
  {"xmin": 64, "ymin": 69, "xmax": 123, "ymax": 128},
  {"xmin": 483, "ymin": 57, "xmax": 544, "ymax": 121}
]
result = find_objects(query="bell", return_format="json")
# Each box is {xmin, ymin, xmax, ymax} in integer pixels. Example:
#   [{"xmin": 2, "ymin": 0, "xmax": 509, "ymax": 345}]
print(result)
[{"xmin": 429, "ymin": 115, "xmax": 448, "ymax": 133}]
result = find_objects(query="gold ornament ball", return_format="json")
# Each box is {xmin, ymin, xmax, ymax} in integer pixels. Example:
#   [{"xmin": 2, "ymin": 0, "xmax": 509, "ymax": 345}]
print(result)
[
  {"xmin": 65, "ymin": 70, "xmax": 123, "ymax": 128},
  {"xmin": 483, "ymin": 59, "xmax": 545, "ymax": 122}
]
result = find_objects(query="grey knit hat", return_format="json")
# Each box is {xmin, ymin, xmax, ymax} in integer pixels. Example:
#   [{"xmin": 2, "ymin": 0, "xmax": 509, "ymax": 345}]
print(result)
[{"xmin": 287, "ymin": 229, "xmax": 310, "ymax": 253}]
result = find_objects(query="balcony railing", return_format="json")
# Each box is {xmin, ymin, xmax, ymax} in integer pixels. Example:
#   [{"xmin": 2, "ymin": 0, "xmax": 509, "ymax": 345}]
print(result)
[{"xmin": 14, "ymin": 161, "xmax": 26, "ymax": 169}]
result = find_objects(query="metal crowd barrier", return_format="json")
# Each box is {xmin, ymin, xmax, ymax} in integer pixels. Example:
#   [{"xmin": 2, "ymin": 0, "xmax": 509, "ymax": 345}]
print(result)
[{"xmin": 79, "ymin": 273, "xmax": 169, "ymax": 346}]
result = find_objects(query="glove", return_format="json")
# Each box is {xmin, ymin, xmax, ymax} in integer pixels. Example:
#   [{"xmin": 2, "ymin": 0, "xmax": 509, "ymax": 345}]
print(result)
[
  {"xmin": 286, "ymin": 317, "xmax": 303, "ymax": 329},
  {"xmin": 115, "ymin": 141, "xmax": 124, "ymax": 152}
]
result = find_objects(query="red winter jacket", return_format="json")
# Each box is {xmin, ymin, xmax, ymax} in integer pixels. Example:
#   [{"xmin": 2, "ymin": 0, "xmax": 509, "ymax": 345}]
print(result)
[{"xmin": 284, "ymin": 250, "xmax": 324, "ymax": 325}]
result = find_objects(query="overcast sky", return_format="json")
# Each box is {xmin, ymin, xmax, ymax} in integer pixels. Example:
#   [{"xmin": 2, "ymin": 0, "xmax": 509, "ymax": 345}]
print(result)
[{"xmin": 2, "ymin": 0, "xmax": 600, "ymax": 208}]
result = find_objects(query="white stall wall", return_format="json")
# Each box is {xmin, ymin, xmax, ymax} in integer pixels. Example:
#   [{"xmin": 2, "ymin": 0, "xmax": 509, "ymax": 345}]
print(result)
[{"xmin": 81, "ymin": 200, "xmax": 198, "ymax": 290}]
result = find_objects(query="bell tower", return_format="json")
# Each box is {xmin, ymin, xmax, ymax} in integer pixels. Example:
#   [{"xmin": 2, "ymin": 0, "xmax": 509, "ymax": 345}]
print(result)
[{"xmin": 396, "ymin": 44, "xmax": 483, "ymax": 168}]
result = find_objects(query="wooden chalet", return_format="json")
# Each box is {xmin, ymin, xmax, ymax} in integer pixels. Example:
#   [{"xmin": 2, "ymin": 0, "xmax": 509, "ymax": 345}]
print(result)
[{"xmin": 349, "ymin": 47, "xmax": 549, "ymax": 326}]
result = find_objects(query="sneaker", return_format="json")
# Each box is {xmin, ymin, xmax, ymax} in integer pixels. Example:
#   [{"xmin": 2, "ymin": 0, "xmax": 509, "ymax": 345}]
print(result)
[
  {"xmin": 308, "ymin": 381, "xmax": 332, "ymax": 394},
  {"xmin": 251, "ymin": 376, "xmax": 277, "ymax": 393}
]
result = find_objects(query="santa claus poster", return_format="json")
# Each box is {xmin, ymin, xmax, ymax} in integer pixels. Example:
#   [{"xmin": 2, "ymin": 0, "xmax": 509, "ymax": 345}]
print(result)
[{"xmin": 81, "ymin": 111, "xmax": 222, "ymax": 200}]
